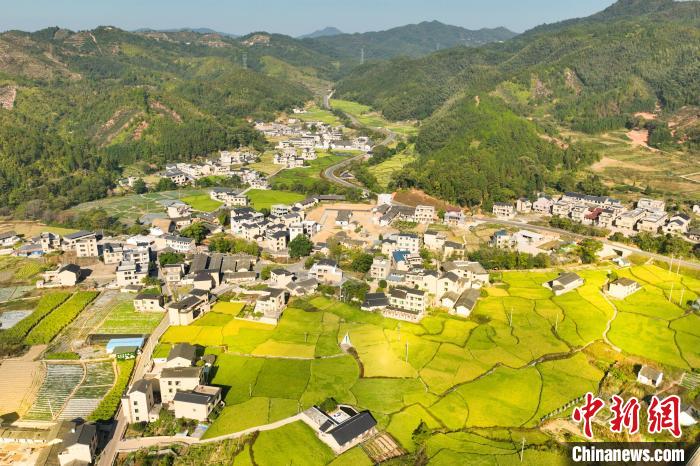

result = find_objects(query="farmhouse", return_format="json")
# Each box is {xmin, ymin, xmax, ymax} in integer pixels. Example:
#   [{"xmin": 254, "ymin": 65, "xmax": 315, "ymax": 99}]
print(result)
[
  {"xmin": 370, "ymin": 258, "xmax": 390, "ymax": 280},
  {"xmin": 309, "ymin": 259, "xmax": 343, "ymax": 285},
  {"xmin": 607, "ymin": 278, "xmax": 640, "ymax": 299},
  {"xmin": 166, "ymin": 343, "xmax": 197, "ymax": 368},
  {"xmin": 270, "ymin": 269, "xmax": 295, "ymax": 287},
  {"xmin": 166, "ymin": 293, "xmax": 211, "ymax": 326},
  {"xmin": 0, "ymin": 231, "xmax": 20, "ymax": 247},
  {"xmin": 122, "ymin": 379, "xmax": 159, "ymax": 423},
  {"xmin": 63, "ymin": 231, "xmax": 100, "ymax": 258},
  {"xmin": 335, "ymin": 210, "xmax": 353, "ymax": 226},
  {"xmin": 159, "ymin": 366, "xmax": 204, "ymax": 403},
  {"xmin": 492, "ymin": 202, "xmax": 515, "ymax": 218},
  {"xmin": 37, "ymin": 264, "xmax": 82, "ymax": 288},
  {"xmin": 386, "ymin": 287, "xmax": 427, "ymax": 321},
  {"xmin": 301, "ymin": 405, "xmax": 377, "ymax": 454},
  {"xmin": 545, "ymin": 272, "xmax": 584, "ymax": 296},
  {"xmin": 253, "ymin": 288, "xmax": 287, "ymax": 322},
  {"xmin": 134, "ymin": 292, "xmax": 164, "ymax": 312},
  {"xmin": 361, "ymin": 292, "xmax": 389, "ymax": 311},
  {"xmin": 172, "ymin": 385, "xmax": 222, "ymax": 422},
  {"xmin": 116, "ymin": 262, "xmax": 148, "ymax": 288},
  {"xmin": 452, "ymin": 289, "xmax": 481, "ymax": 317},
  {"xmin": 57, "ymin": 422, "xmax": 97, "ymax": 466},
  {"xmin": 637, "ymin": 365, "xmax": 663, "ymax": 387}
]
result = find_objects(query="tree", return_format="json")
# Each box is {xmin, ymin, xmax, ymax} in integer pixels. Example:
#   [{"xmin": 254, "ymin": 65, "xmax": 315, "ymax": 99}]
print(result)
[
  {"xmin": 133, "ymin": 178, "xmax": 148, "ymax": 194},
  {"xmin": 159, "ymin": 251, "xmax": 185, "ymax": 266},
  {"xmin": 260, "ymin": 266, "xmax": 273, "ymax": 281},
  {"xmin": 181, "ymin": 222, "xmax": 208, "ymax": 244},
  {"xmin": 341, "ymin": 280, "xmax": 369, "ymax": 303},
  {"xmin": 378, "ymin": 279, "xmax": 387, "ymax": 289},
  {"xmin": 289, "ymin": 235, "xmax": 313, "ymax": 259},
  {"xmin": 155, "ymin": 178, "xmax": 177, "ymax": 192},
  {"xmin": 350, "ymin": 253, "xmax": 374, "ymax": 273},
  {"xmin": 142, "ymin": 276, "xmax": 161, "ymax": 287},
  {"xmin": 578, "ymin": 239, "xmax": 603, "ymax": 264}
]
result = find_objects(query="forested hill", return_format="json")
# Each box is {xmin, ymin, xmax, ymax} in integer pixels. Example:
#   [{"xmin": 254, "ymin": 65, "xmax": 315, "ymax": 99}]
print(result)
[
  {"xmin": 336, "ymin": 0, "xmax": 700, "ymax": 208},
  {"xmin": 335, "ymin": 0, "xmax": 700, "ymax": 125},
  {"xmin": 0, "ymin": 26, "xmax": 314, "ymax": 217},
  {"xmin": 302, "ymin": 21, "xmax": 516, "ymax": 61}
]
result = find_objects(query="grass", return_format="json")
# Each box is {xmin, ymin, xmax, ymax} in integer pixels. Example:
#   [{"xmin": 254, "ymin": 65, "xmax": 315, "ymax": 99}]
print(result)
[
  {"xmin": 368, "ymin": 148, "xmax": 417, "ymax": 188},
  {"xmin": 181, "ymin": 193, "xmax": 223, "ymax": 212},
  {"xmin": 252, "ymin": 422, "xmax": 334, "ymax": 466},
  {"xmin": 271, "ymin": 153, "xmax": 347, "ymax": 190},
  {"xmin": 331, "ymin": 99, "xmax": 418, "ymax": 136},
  {"xmin": 246, "ymin": 189, "xmax": 306, "ymax": 211},
  {"xmin": 97, "ymin": 301, "xmax": 163, "ymax": 334},
  {"xmin": 151, "ymin": 264, "xmax": 699, "ymax": 456}
]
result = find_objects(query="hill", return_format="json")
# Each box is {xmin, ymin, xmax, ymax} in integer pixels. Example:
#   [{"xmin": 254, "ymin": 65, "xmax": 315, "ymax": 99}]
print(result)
[
  {"xmin": 335, "ymin": 0, "xmax": 700, "ymax": 206},
  {"xmin": 0, "ymin": 26, "xmax": 313, "ymax": 217},
  {"xmin": 299, "ymin": 27, "xmax": 343, "ymax": 39},
  {"xmin": 302, "ymin": 21, "xmax": 516, "ymax": 61}
]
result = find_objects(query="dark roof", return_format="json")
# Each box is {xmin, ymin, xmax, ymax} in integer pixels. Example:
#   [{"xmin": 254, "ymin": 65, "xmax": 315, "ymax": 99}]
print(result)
[
  {"xmin": 328, "ymin": 411, "xmax": 377, "ymax": 445},
  {"xmin": 612, "ymin": 277, "xmax": 637, "ymax": 287},
  {"xmin": 173, "ymin": 390, "xmax": 212, "ymax": 405},
  {"xmin": 63, "ymin": 230, "xmax": 94, "ymax": 240},
  {"xmin": 316, "ymin": 258, "xmax": 337, "ymax": 267},
  {"xmin": 135, "ymin": 292, "xmax": 161, "ymax": 300},
  {"xmin": 130, "ymin": 378, "xmax": 154, "ymax": 394},
  {"xmin": 265, "ymin": 287, "xmax": 286, "ymax": 297},
  {"xmin": 554, "ymin": 272, "xmax": 582, "ymax": 286},
  {"xmin": 362, "ymin": 293, "xmax": 388, "ymax": 308},
  {"xmin": 455, "ymin": 289, "xmax": 480, "ymax": 310},
  {"xmin": 0, "ymin": 230, "xmax": 17, "ymax": 240},
  {"xmin": 161, "ymin": 366, "xmax": 203, "ymax": 379},
  {"xmin": 167, "ymin": 343, "xmax": 196, "ymax": 363},
  {"xmin": 169, "ymin": 295, "xmax": 202, "ymax": 311},
  {"xmin": 59, "ymin": 263, "xmax": 81, "ymax": 274}
]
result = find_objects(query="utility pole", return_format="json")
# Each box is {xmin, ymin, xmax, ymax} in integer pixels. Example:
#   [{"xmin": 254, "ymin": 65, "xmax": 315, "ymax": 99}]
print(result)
[
  {"xmin": 679, "ymin": 288, "xmax": 685, "ymax": 307},
  {"xmin": 519, "ymin": 437, "xmax": 526, "ymax": 462},
  {"xmin": 249, "ymin": 383, "xmax": 252, "ymax": 397},
  {"xmin": 360, "ymin": 47, "xmax": 365, "ymax": 65},
  {"xmin": 242, "ymin": 52, "xmax": 248, "ymax": 70},
  {"xmin": 405, "ymin": 341, "xmax": 409, "ymax": 363},
  {"xmin": 508, "ymin": 307, "xmax": 513, "ymax": 327},
  {"xmin": 397, "ymin": 322, "xmax": 401, "ymax": 341},
  {"xmin": 668, "ymin": 282, "xmax": 674, "ymax": 302},
  {"xmin": 554, "ymin": 314, "xmax": 559, "ymax": 333}
]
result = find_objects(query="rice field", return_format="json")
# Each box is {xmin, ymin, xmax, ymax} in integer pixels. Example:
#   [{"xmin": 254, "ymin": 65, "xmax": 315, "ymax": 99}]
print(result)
[{"xmin": 97, "ymin": 300, "xmax": 164, "ymax": 335}]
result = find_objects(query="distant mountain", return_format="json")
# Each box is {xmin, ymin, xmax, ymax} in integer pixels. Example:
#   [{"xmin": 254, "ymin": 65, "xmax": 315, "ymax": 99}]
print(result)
[
  {"xmin": 133, "ymin": 27, "xmax": 238, "ymax": 37},
  {"xmin": 302, "ymin": 21, "xmax": 517, "ymax": 60},
  {"xmin": 299, "ymin": 27, "xmax": 343, "ymax": 39}
]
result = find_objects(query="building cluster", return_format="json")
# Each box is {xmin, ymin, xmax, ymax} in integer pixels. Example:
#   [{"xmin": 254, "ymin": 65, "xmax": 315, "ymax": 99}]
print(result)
[
  {"xmin": 123, "ymin": 343, "xmax": 222, "ymax": 424},
  {"xmin": 490, "ymin": 229, "xmax": 557, "ymax": 255},
  {"xmin": 162, "ymin": 150, "xmax": 268, "ymax": 189},
  {"xmin": 255, "ymin": 119, "xmax": 371, "ymax": 152},
  {"xmin": 230, "ymin": 202, "xmax": 322, "ymax": 254},
  {"xmin": 372, "ymin": 201, "xmax": 437, "ymax": 226},
  {"xmin": 361, "ymin": 231, "xmax": 488, "ymax": 321},
  {"xmin": 494, "ymin": 193, "xmax": 695, "ymax": 240}
]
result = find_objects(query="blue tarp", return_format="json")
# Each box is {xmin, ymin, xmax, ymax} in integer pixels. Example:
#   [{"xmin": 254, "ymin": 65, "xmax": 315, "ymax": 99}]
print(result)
[{"xmin": 106, "ymin": 337, "xmax": 145, "ymax": 353}]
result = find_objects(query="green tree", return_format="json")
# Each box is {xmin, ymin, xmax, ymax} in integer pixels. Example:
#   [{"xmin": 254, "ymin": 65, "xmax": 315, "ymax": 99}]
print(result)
[
  {"xmin": 181, "ymin": 222, "xmax": 208, "ymax": 244},
  {"xmin": 350, "ymin": 253, "xmax": 374, "ymax": 273},
  {"xmin": 289, "ymin": 235, "xmax": 314, "ymax": 259},
  {"xmin": 578, "ymin": 239, "xmax": 603, "ymax": 264},
  {"xmin": 159, "ymin": 252, "xmax": 185, "ymax": 266},
  {"xmin": 133, "ymin": 178, "xmax": 148, "ymax": 194},
  {"xmin": 155, "ymin": 178, "xmax": 177, "ymax": 192},
  {"xmin": 260, "ymin": 266, "xmax": 273, "ymax": 281}
]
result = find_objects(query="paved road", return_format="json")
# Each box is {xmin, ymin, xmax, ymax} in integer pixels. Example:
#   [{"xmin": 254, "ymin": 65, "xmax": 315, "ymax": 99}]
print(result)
[
  {"xmin": 472, "ymin": 215, "xmax": 700, "ymax": 270},
  {"xmin": 116, "ymin": 414, "xmax": 303, "ymax": 452},
  {"xmin": 97, "ymin": 314, "xmax": 170, "ymax": 466},
  {"xmin": 321, "ymin": 153, "xmax": 368, "ymax": 193}
]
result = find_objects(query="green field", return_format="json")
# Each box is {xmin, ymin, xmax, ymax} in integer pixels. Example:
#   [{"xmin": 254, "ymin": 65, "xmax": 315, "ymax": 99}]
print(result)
[
  {"xmin": 368, "ymin": 146, "xmax": 417, "ymax": 188},
  {"xmin": 150, "ymin": 264, "xmax": 698, "ymax": 462},
  {"xmin": 294, "ymin": 105, "xmax": 343, "ymax": 126},
  {"xmin": 97, "ymin": 301, "xmax": 163, "ymax": 334},
  {"xmin": 70, "ymin": 188, "xmax": 208, "ymax": 223},
  {"xmin": 246, "ymin": 189, "xmax": 306, "ymax": 210},
  {"xmin": 330, "ymin": 99, "xmax": 418, "ymax": 136},
  {"xmin": 271, "ymin": 153, "xmax": 348, "ymax": 190},
  {"xmin": 181, "ymin": 193, "xmax": 223, "ymax": 212}
]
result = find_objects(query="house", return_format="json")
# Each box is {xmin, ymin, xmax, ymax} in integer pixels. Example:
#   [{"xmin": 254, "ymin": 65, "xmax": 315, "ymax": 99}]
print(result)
[
  {"xmin": 160, "ymin": 235, "xmax": 196, "ymax": 254},
  {"xmin": 63, "ymin": 231, "xmax": 100, "ymax": 258},
  {"xmin": 413, "ymin": 205, "xmax": 435, "ymax": 224},
  {"xmin": 423, "ymin": 230, "xmax": 446, "ymax": 250},
  {"xmin": 166, "ymin": 343, "xmax": 197, "ymax": 368},
  {"xmin": 253, "ymin": 288, "xmax": 287, "ymax": 322},
  {"xmin": 301, "ymin": 405, "xmax": 377, "ymax": 454},
  {"xmin": 162, "ymin": 263, "xmax": 185, "ymax": 284},
  {"xmin": 516, "ymin": 198, "xmax": 532, "ymax": 213},
  {"xmin": 287, "ymin": 278, "xmax": 318, "ymax": 296},
  {"xmin": 637, "ymin": 198, "xmax": 665, "ymax": 212},
  {"xmin": 453, "ymin": 289, "xmax": 481, "ymax": 317},
  {"xmin": 370, "ymin": 258, "xmax": 390, "ymax": 280},
  {"xmin": 607, "ymin": 278, "xmax": 640, "ymax": 299},
  {"xmin": 134, "ymin": 293, "xmax": 164, "ymax": 312},
  {"xmin": 57, "ymin": 422, "xmax": 97, "ymax": 466},
  {"xmin": 159, "ymin": 366, "xmax": 204, "ymax": 403},
  {"xmin": 116, "ymin": 262, "xmax": 148, "ymax": 288},
  {"xmin": 386, "ymin": 287, "xmax": 427, "ymax": 321},
  {"xmin": 637, "ymin": 365, "xmax": 663, "ymax": 387},
  {"xmin": 532, "ymin": 195, "xmax": 554, "ymax": 214},
  {"xmin": 270, "ymin": 269, "xmax": 295, "ymax": 288},
  {"xmin": 638, "ymin": 211, "xmax": 668, "ymax": 233},
  {"xmin": 680, "ymin": 404, "xmax": 699, "ymax": 427},
  {"xmin": 615, "ymin": 208, "xmax": 646, "ymax": 232},
  {"xmin": 122, "ymin": 379, "xmax": 160, "ymax": 424},
  {"xmin": 361, "ymin": 292, "xmax": 389, "ymax": 311},
  {"xmin": 173, "ymin": 385, "xmax": 222, "ymax": 422},
  {"xmin": 309, "ymin": 259, "xmax": 343, "ymax": 285},
  {"xmin": 167, "ymin": 294, "xmax": 210, "ymax": 326},
  {"xmin": 491, "ymin": 230, "xmax": 513, "ymax": 249},
  {"xmin": 0, "ymin": 231, "xmax": 20, "ymax": 247},
  {"xmin": 545, "ymin": 272, "xmax": 584, "ymax": 296},
  {"xmin": 335, "ymin": 210, "xmax": 353, "ymax": 226},
  {"xmin": 443, "ymin": 241, "xmax": 466, "ymax": 259},
  {"xmin": 37, "ymin": 264, "xmax": 81, "ymax": 288},
  {"xmin": 396, "ymin": 233, "xmax": 420, "ymax": 254},
  {"xmin": 265, "ymin": 230, "xmax": 288, "ymax": 252},
  {"xmin": 663, "ymin": 213, "xmax": 691, "ymax": 235},
  {"xmin": 39, "ymin": 231, "xmax": 62, "ymax": 253},
  {"xmin": 492, "ymin": 202, "xmax": 515, "ymax": 218}
]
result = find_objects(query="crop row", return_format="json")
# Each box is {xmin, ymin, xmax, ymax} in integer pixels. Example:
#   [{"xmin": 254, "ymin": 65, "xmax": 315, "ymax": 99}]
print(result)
[
  {"xmin": 25, "ymin": 291, "xmax": 99, "ymax": 345},
  {"xmin": 0, "ymin": 292, "xmax": 71, "ymax": 345}
]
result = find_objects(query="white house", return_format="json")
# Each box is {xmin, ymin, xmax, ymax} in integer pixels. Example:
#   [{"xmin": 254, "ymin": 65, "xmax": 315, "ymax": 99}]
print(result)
[
  {"xmin": 637, "ymin": 365, "xmax": 663, "ymax": 387},
  {"xmin": 607, "ymin": 278, "xmax": 640, "ymax": 299}
]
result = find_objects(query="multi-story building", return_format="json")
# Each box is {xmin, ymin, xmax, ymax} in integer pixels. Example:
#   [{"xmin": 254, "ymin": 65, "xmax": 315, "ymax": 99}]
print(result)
[
  {"xmin": 370, "ymin": 258, "xmax": 390, "ymax": 280},
  {"xmin": 492, "ymin": 202, "xmax": 515, "ymax": 218},
  {"xmin": 396, "ymin": 233, "xmax": 420, "ymax": 254},
  {"xmin": 159, "ymin": 366, "xmax": 204, "ymax": 404},
  {"xmin": 413, "ymin": 205, "xmax": 435, "ymax": 224},
  {"xmin": 122, "ymin": 379, "xmax": 159, "ymax": 423},
  {"xmin": 116, "ymin": 262, "xmax": 148, "ymax": 287},
  {"xmin": 309, "ymin": 259, "xmax": 343, "ymax": 285}
]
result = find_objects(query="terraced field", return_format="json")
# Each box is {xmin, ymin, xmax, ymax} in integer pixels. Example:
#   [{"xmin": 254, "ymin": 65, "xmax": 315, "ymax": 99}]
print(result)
[
  {"xmin": 24, "ymin": 364, "xmax": 84, "ymax": 421},
  {"xmin": 154, "ymin": 264, "xmax": 699, "ymax": 463}
]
